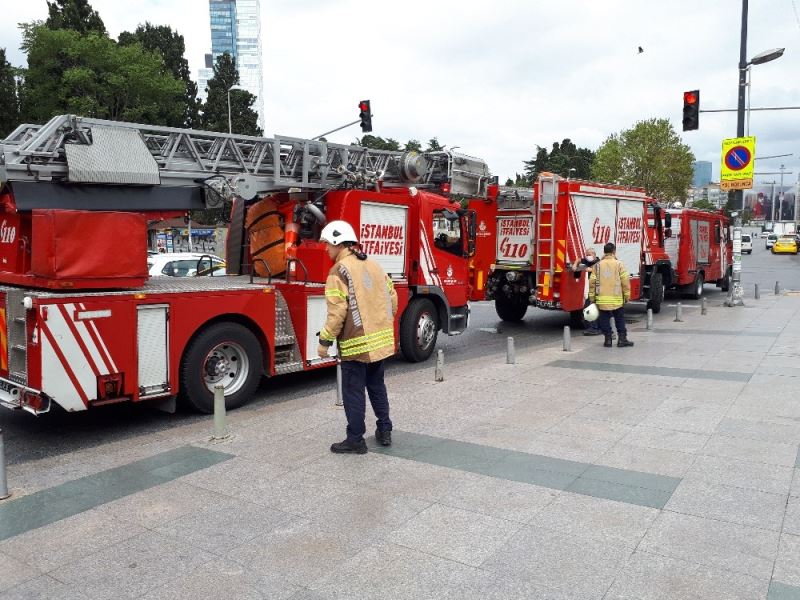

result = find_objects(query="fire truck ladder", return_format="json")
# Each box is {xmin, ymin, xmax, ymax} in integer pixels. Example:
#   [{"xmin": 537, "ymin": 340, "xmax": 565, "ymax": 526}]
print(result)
[
  {"xmin": 535, "ymin": 176, "xmax": 559, "ymax": 300},
  {"xmin": 1, "ymin": 115, "xmax": 491, "ymax": 206}
]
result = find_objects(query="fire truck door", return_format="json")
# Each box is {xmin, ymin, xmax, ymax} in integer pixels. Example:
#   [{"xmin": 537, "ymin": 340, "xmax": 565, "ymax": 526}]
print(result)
[
  {"xmin": 429, "ymin": 207, "xmax": 469, "ymax": 305},
  {"xmin": 306, "ymin": 295, "xmax": 337, "ymax": 365},
  {"xmin": 692, "ymin": 219, "xmax": 711, "ymax": 264},
  {"xmin": 137, "ymin": 304, "xmax": 169, "ymax": 398},
  {"xmin": 614, "ymin": 200, "xmax": 643, "ymax": 280}
]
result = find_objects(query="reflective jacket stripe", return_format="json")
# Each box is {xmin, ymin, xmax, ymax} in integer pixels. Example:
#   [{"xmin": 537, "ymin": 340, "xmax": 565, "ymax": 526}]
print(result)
[{"xmin": 338, "ymin": 327, "xmax": 394, "ymax": 349}]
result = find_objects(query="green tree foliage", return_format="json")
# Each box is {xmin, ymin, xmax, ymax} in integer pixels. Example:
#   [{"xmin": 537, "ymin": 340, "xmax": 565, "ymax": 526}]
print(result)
[
  {"xmin": 355, "ymin": 135, "xmax": 401, "ymax": 151},
  {"xmin": 46, "ymin": 0, "xmax": 105, "ymax": 35},
  {"xmin": 20, "ymin": 24, "xmax": 184, "ymax": 124},
  {"xmin": 118, "ymin": 23, "xmax": 200, "ymax": 128},
  {"xmin": 0, "ymin": 49, "xmax": 20, "ymax": 138},
  {"xmin": 426, "ymin": 137, "xmax": 444, "ymax": 152},
  {"xmin": 592, "ymin": 118, "xmax": 694, "ymax": 204},
  {"xmin": 403, "ymin": 139, "xmax": 422, "ymax": 152},
  {"xmin": 691, "ymin": 198, "xmax": 716, "ymax": 211},
  {"xmin": 522, "ymin": 139, "xmax": 594, "ymax": 183},
  {"xmin": 200, "ymin": 53, "xmax": 261, "ymax": 136}
]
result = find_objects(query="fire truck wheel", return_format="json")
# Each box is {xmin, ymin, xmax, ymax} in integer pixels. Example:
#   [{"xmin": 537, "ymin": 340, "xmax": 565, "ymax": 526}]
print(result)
[
  {"xmin": 180, "ymin": 323, "xmax": 263, "ymax": 413},
  {"xmin": 494, "ymin": 294, "xmax": 528, "ymax": 322},
  {"xmin": 646, "ymin": 272, "xmax": 664, "ymax": 314},
  {"xmin": 399, "ymin": 298, "xmax": 439, "ymax": 362},
  {"xmin": 690, "ymin": 273, "xmax": 704, "ymax": 300}
]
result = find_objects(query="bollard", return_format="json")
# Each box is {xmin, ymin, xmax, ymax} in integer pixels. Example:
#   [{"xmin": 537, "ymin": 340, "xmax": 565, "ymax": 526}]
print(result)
[
  {"xmin": 754, "ymin": 283, "xmax": 760, "ymax": 300},
  {"xmin": 775, "ymin": 281, "xmax": 780, "ymax": 295},
  {"xmin": 674, "ymin": 302, "xmax": 683, "ymax": 322},
  {"xmin": 563, "ymin": 326, "xmax": 571, "ymax": 352},
  {"xmin": 435, "ymin": 349, "xmax": 444, "ymax": 382},
  {"xmin": 212, "ymin": 384, "xmax": 228, "ymax": 440},
  {"xmin": 646, "ymin": 308, "xmax": 653, "ymax": 330},
  {"xmin": 335, "ymin": 360, "xmax": 343, "ymax": 407},
  {"xmin": 506, "ymin": 336, "xmax": 516, "ymax": 364},
  {"xmin": 0, "ymin": 429, "xmax": 10, "ymax": 500},
  {"xmin": 701, "ymin": 298, "xmax": 707, "ymax": 315}
]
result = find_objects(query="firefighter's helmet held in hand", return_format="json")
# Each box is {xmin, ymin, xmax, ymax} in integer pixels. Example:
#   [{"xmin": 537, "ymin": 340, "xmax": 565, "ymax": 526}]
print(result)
[
  {"xmin": 320, "ymin": 220, "xmax": 358, "ymax": 246},
  {"xmin": 583, "ymin": 303, "xmax": 599, "ymax": 322}
]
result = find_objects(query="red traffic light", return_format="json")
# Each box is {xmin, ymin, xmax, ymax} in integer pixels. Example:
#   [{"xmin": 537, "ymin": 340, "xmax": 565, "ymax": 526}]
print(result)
[
  {"xmin": 359, "ymin": 102, "xmax": 369, "ymax": 112},
  {"xmin": 684, "ymin": 91, "xmax": 698, "ymax": 105}
]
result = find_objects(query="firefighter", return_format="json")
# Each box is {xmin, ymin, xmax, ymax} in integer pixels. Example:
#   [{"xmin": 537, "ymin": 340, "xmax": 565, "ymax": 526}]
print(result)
[
  {"xmin": 588, "ymin": 242, "xmax": 634, "ymax": 348},
  {"xmin": 572, "ymin": 247, "xmax": 601, "ymax": 336},
  {"xmin": 318, "ymin": 220, "xmax": 399, "ymax": 454}
]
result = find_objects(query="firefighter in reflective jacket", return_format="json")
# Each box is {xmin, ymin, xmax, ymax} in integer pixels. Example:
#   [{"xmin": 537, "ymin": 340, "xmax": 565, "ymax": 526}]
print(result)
[
  {"xmin": 588, "ymin": 242, "xmax": 634, "ymax": 348},
  {"xmin": 318, "ymin": 220, "xmax": 399, "ymax": 454}
]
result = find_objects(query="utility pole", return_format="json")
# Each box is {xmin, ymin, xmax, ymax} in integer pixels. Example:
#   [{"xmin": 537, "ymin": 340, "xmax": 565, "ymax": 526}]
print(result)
[{"xmin": 778, "ymin": 164, "xmax": 786, "ymax": 220}]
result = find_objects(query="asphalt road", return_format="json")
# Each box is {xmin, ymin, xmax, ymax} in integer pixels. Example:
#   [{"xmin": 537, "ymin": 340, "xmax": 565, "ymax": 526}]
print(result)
[{"xmin": 2, "ymin": 238, "xmax": 797, "ymax": 465}]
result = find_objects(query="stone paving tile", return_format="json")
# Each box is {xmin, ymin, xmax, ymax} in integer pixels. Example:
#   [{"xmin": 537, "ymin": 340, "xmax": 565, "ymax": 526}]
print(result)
[
  {"xmin": 0, "ymin": 574, "xmax": 92, "ymax": 600},
  {"xmin": 391, "ymin": 503, "xmax": 522, "ymax": 567},
  {"xmin": 685, "ymin": 454, "xmax": 795, "ymax": 495},
  {"xmin": 619, "ymin": 425, "xmax": 710, "ymax": 454},
  {"xmin": 178, "ymin": 454, "xmax": 290, "ymax": 495},
  {"xmin": 665, "ymin": 478, "xmax": 788, "ymax": 531},
  {"xmin": 595, "ymin": 443, "xmax": 695, "ymax": 478},
  {"xmin": 604, "ymin": 550, "xmax": 769, "ymax": 599},
  {"xmin": 437, "ymin": 471, "xmax": 560, "ymax": 524},
  {"xmin": 774, "ymin": 534, "xmax": 800, "ymax": 588},
  {"xmin": 361, "ymin": 456, "xmax": 465, "ymax": 503},
  {"xmin": 480, "ymin": 525, "xmax": 631, "ymax": 599},
  {"xmin": 639, "ymin": 511, "xmax": 780, "ymax": 580},
  {"xmin": 785, "ymin": 496, "xmax": 800, "ymax": 536},
  {"xmin": 792, "ymin": 471, "xmax": 800, "ymax": 497},
  {"xmin": 546, "ymin": 416, "xmax": 634, "ymax": 444},
  {"xmin": 565, "ymin": 477, "xmax": 673, "ymax": 509},
  {"xmin": 769, "ymin": 581, "xmax": 800, "ymax": 600},
  {"xmin": 139, "ymin": 559, "xmax": 300, "ymax": 600},
  {"xmin": 701, "ymin": 434, "xmax": 799, "ymax": 468},
  {"xmin": 0, "ymin": 507, "xmax": 147, "ymax": 571},
  {"xmin": 530, "ymin": 492, "xmax": 659, "ymax": 548},
  {"xmin": 638, "ymin": 398, "xmax": 729, "ymax": 435},
  {"xmin": 572, "ymin": 402, "xmax": 657, "ymax": 426},
  {"xmin": 49, "ymin": 530, "xmax": 215, "ymax": 600},
  {"xmin": 715, "ymin": 417, "xmax": 800, "ymax": 445},
  {"xmin": 0, "ymin": 550, "xmax": 41, "ymax": 593}
]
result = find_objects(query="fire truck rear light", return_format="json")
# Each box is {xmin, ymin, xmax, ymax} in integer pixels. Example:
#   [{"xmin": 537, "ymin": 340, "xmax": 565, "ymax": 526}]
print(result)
[
  {"xmin": 98, "ymin": 374, "xmax": 123, "ymax": 399},
  {"xmin": 22, "ymin": 391, "xmax": 49, "ymax": 414},
  {"xmin": 441, "ymin": 183, "xmax": 451, "ymax": 194}
]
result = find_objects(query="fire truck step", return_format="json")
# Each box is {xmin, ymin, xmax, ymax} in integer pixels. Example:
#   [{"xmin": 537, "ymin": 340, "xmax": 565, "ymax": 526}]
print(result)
[
  {"xmin": 12, "ymin": 317, "xmax": 25, "ymax": 324},
  {"xmin": 11, "ymin": 345, "xmax": 25, "ymax": 352},
  {"xmin": 275, "ymin": 335, "xmax": 296, "ymax": 346},
  {"xmin": 9, "ymin": 372, "xmax": 26, "ymax": 383},
  {"xmin": 274, "ymin": 361, "xmax": 304, "ymax": 374}
]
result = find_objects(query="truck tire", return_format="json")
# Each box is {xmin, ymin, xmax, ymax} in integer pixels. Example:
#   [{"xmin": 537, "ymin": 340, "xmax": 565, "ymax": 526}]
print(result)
[
  {"xmin": 180, "ymin": 322, "xmax": 263, "ymax": 413},
  {"xmin": 400, "ymin": 298, "xmax": 439, "ymax": 363},
  {"xmin": 494, "ymin": 294, "xmax": 528, "ymax": 322},
  {"xmin": 689, "ymin": 272, "xmax": 704, "ymax": 300},
  {"xmin": 647, "ymin": 272, "xmax": 664, "ymax": 314}
]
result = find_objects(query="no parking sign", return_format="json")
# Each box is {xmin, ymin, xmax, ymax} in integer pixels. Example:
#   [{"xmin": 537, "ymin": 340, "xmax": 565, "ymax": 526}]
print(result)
[{"xmin": 720, "ymin": 136, "xmax": 755, "ymax": 190}]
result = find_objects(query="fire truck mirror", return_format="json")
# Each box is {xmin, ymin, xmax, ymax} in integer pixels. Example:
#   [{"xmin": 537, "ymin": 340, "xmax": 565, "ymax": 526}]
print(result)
[
  {"xmin": 665, "ymin": 228, "xmax": 672, "ymax": 239},
  {"xmin": 465, "ymin": 210, "xmax": 477, "ymax": 257},
  {"xmin": 664, "ymin": 213, "xmax": 672, "ymax": 228}
]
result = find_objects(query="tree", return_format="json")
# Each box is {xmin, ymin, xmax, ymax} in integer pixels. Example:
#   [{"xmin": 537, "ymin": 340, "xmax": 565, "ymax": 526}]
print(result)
[
  {"xmin": 0, "ymin": 49, "xmax": 20, "ymax": 138},
  {"xmin": 426, "ymin": 137, "xmax": 444, "ymax": 152},
  {"xmin": 403, "ymin": 139, "xmax": 422, "ymax": 152},
  {"xmin": 691, "ymin": 198, "xmax": 716, "ymax": 211},
  {"xmin": 592, "ymin": 118, "xmax": 694, "ymax": 204},
  {"xmin": 46, "ymin": 0, "xmax": 105, "ymax": 35},
  {"xmin": 20, "ymin": 24, "xmax": 184, "ymax": 124},
  {"xmin": 522, "ymin": 139, "xmax": 594, "ymax": 183},
  {"xmin": 354, "ymin": 135, "xmax": 400, "ymax": 151},
  {"xmin": 200, "ymin": 53, "xmax": 261, "ymax": 136},
  {"xmin": 118, "ymin": 23, "xmax": 200, "ymax": 128}
]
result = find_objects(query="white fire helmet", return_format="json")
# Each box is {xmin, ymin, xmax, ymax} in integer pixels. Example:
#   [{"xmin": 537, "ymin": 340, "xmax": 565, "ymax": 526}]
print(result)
[
  {"xmin": 583, "ymin": 303, "xmax": 599, "ymax": 322},
  {"xmin": 319, "ymin": 220, "xmax": 358, "ymax": 246}
]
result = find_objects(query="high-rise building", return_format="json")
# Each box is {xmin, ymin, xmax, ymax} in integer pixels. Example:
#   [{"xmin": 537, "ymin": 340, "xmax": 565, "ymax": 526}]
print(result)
[
  {"xmin": 198, "ymin": 0, "xmax": 264, "ymax": 130},
  {"xmin": 692, "ymin": 161, "xmax": 712, "ymax": 188}
]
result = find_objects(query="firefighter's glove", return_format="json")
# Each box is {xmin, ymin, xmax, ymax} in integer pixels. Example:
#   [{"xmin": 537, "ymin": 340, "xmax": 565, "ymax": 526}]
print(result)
[
  {"xmin": 317, "ymin": 344, "xmax": 330, "ymax": 358},
  {"xmin": 623, "ymin": 296, "xmax": 629, "ymax": 304}
]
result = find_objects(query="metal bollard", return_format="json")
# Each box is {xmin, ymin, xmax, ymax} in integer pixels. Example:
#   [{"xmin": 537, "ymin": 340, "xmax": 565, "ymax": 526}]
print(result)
[
  {"xmin": 506, "ymin": 336, "xmax": 516, "ymax": 364},
  {"xmin": 0, "ymin": 429, "xmax": 10, "ymax": 500},
  {"xmin": 212, "ymin": 384, "xmax": 228, "ymax": 440},
  {"xmin": 674, "ymin": 302, "xmax": 683, "ymax": 322},
  {"xmin": 775, "ymin": 281, "xmax": 780, "ymax": 295},
  {"xmin": 754, "ymin": 283, "xmax": 760, "ymax": 299},
  {"xmin": 563, "ymin": 326, "xmax": 571, "ymax": 352},
  {"xmin": 435, "ymin": 349, "xmax": 444, "ymax": 382},
  {"xmin": 646, "ymin": 308, "xmax": 653, "ymax": 330},
  {"xmin": 335, "ymin": 360, "xmax": 343, "ymax": 407},
  {"xmin": 701, "ymin": 298, "xmax": 707, "ymax": 315}
]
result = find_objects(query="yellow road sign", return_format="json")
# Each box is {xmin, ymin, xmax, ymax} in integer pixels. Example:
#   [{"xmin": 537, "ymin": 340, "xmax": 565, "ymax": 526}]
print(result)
[
  {"xmin": 720, "ymin": 136, "xmax": 755, "ymax": 181},
  {"xmin": 719, "ymin": 178, "xmax": 753, "ymax": 191}
]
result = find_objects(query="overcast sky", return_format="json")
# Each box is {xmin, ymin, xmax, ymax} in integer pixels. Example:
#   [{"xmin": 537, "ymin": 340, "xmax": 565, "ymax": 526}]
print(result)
[{"xmin": 3, "ymin": 1, "xmax": 800, "ymax": 186}]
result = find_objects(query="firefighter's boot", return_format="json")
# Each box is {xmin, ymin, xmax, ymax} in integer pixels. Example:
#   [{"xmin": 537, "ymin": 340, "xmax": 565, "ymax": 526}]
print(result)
[
  {"xmin": 603, "ymin": 334, "xmax": 613, "ymax": 348},
  {"xmin": 617, "ymin": 334, "xmax": 634, "ymax": 348}
]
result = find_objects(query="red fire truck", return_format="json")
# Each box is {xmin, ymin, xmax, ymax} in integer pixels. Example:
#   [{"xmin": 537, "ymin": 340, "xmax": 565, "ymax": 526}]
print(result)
[
  {"xmin": 0, "ymin": 115, "xmax": 491, "ymax": 415},
  {"xmin": 485, "ymin": 176, "xmax": 674, "ymax": 323},
  {"xmin": 663, "ymin": 207, "xmax": 732, "ymax": 299}
]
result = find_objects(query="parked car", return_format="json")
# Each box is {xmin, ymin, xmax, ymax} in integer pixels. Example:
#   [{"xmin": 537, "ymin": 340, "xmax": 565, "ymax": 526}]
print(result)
[
  {"xmin": 741, "ymin": 234, "xmax": 752, "ymax": 254},
  {"xmin": 771, "ymin": 235, "xmax": 798, "ymax": 255},
  {"xmin": 147, "ymin": 252, "xmax": 225, "ymax": 277},
  {"xmin": 765, "ymin": 233, "xmax": 778, "ymax": 249},
  {"xmin": 760, "ymin": 231, "xmax": 769, "ymax": 238}
]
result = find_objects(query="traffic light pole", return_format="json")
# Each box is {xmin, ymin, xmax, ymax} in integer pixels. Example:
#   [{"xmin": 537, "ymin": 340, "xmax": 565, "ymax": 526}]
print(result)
[
  {"xmin": 726, "ymin": 0, "xmax": 748, "ymax": 307},
  {"xmin": 312, "ymin": 119, "xmax": 362, "ymax": 141}
]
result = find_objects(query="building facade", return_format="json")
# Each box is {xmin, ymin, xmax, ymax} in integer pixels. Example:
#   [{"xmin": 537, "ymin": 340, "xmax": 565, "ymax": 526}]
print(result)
[{"xmin": 692, "ymin": 161, "xmax": 712, "ymax": 188}]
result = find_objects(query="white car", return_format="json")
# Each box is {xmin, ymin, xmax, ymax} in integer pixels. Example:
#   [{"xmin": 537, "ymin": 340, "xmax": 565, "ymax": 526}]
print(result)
[
  {"xmin": 765, "ymin": 234, "xmax": 778, "ymax": 250},
  {"xmin": 740, "ymin": 234, "xmax": 752, "ymax": 254},
  {"xmin": 148, "ymin": 252, "xmax": 225, "ymax": 277}
]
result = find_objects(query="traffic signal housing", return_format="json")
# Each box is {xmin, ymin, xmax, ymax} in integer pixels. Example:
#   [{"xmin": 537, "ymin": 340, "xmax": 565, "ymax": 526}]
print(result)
[
  {"xmin": 682, "ymin": 90, "xmax": 699, "ymax": 131},
  {"xmin": 359, "ymin": 100, "xmax": 372, "ymax": 133}
]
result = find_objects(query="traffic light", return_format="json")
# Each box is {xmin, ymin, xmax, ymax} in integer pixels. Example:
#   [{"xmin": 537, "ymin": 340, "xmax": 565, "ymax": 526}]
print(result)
[
  {"xmin": 358, "ymin": 100, "xmax": 372, "ymax": 133},
  {"xmin": 682, "ymin": 90, "xmax": 699, "ymax": 131}
]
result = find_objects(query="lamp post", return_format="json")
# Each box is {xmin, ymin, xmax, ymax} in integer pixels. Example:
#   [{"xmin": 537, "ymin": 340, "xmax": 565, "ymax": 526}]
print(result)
[{"xmin": 227, "ymin": 84, "xmax": 248, "ymax": 134}]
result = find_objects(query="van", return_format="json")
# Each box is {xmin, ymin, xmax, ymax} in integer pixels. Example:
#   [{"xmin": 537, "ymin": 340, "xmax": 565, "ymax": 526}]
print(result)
[
  {"xmin": 766, "ymin": 233, "xmax": 778, "ymax": 250},
  {"xmin": 741, "ymin": 234, "xmax": 752, "ymax": 254}
]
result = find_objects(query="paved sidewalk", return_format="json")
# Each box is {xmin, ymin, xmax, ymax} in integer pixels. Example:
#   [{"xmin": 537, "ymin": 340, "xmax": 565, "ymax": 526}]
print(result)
[{"xmin": 1, "ymin": 293, "xmax": 800, "ymax": 599}]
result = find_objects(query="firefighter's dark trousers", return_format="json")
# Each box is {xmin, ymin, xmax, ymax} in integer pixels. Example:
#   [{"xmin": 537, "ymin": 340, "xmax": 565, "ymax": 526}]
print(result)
[
  {"xmin": 598, "ymin": 307, "xmax": 627, "ymax": 337},
  {"xmin": 341, "ymin": 359, "xmax": 392, "ymax": 443}
]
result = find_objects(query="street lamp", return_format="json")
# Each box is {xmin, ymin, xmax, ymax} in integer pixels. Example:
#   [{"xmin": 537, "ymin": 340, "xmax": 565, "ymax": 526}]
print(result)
[
  {"xmin": 744, "ymin": 48, "xmax": 785, "ymax": 134},
  {"xmin": 227, "ymin": 84, "xmax": 248, "ymax": 134}
]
